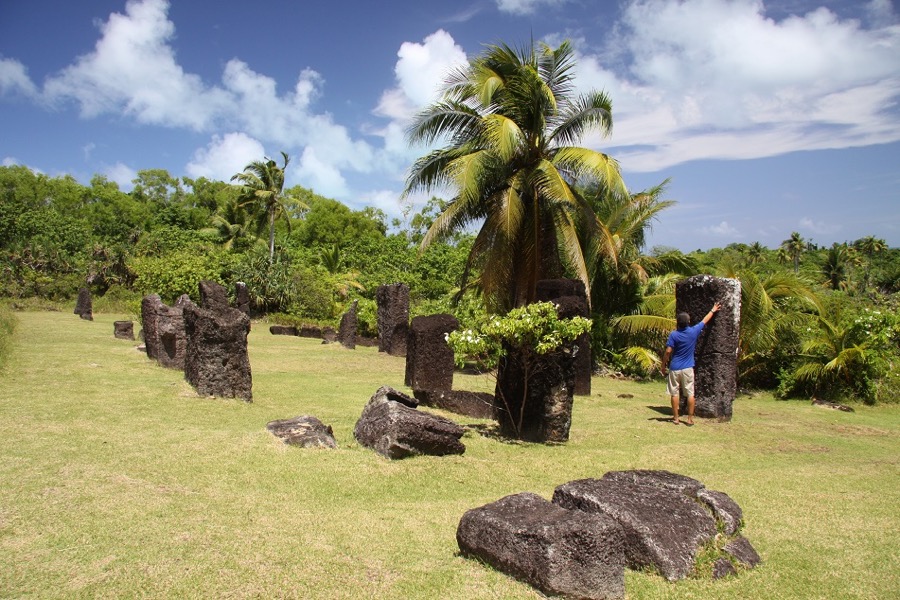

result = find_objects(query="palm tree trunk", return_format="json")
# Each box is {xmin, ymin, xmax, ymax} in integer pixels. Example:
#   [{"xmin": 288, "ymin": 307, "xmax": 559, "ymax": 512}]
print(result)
[{"xmin": 268, "ymin": 209, "xmax": 276, "ymax": 264}]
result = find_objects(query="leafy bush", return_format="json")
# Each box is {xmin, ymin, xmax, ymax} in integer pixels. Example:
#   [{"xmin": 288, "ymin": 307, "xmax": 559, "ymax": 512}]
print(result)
[
  {"xmin": 130, "ymin": 247, "xmax": 230, "ymax": 304},
  {"xmin": 0, "ymin": 302, "xmax": 16, "ymax": 370}
]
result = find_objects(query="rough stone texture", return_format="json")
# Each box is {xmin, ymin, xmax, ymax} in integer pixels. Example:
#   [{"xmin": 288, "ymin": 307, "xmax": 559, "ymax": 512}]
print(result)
[
  {"xmin": 494, "ymin": 321, "xmax": 578, "ymax": 443},
  {"xmin": 298, "ymin": 325, "xmax": 324, "ymax": 339},
  {"xmin": 413, "ymin": 389, "xmax": 495, "ymax": 419},
  {"xmin": 697, "ymin": 489, "xmax": 743, "ymax": 535},
  {"xmin": 723, "ymin": 536, "xmax": 762, "ymax": 568},
  {"xmin": 234, "ymin": 281, "xmax": 250, "ymax": 315},
  {"xmin": 713, "ymin": 558, "xmax": 737, "ymax": 579},
  {"xmin": 321, "ymin": 327, "xmax": 337, "ymax": 344},
  {"xmin": 376, "ymin": 283, "xmax": 409, "ymax": 356},
  {"xmin": 74, "ymin": 287, "xmax": 93, "ymax": 321},
  {"xmin": 601, "ymin": 469, "xmax": 706, "ymax": 496},
  {"xmin": 536, "ymin": 279, "xmax": 591, "ymax": 396},
  {"xmin": 353, "ymin": 385, "xmax": 465, "ymax": 459},
  {"xmin": 113, "ymin": 320, "xmax": 134, "ymax": 340},
  {"xmin": 552, "ymin": 477, "xmax": 718, "ymax": 581},
  {"xmin": 183, "ymin": 302, "xmax": 252, "ymax": 401},
  {"xmin": 405, "ymin": 313, "xmax": 459, "ymax": 391},
  {"xmin": 675, "ymin": 275, "xmax": 741, "ymax": 420},
  {"xmin": 199, "ymin": 280, "xmax": 229, "ymax": 310},
  {"xmin": 269, "ymin": 325, "xmax": 299, "ymax": 336},
  {"xmin": 266, "ymin": 415, "xmax": 337, "ymax": 449},
  {"xmin": 338, "ymin": 300, "xmax": 358, "ymax": 349},
  {"xmin": 457, "ymin": 492, "xmax": 625, "ymax": 600},
  {"xmin": 141, "ymin": 294, "xmax": 190, "ymax": 369}
]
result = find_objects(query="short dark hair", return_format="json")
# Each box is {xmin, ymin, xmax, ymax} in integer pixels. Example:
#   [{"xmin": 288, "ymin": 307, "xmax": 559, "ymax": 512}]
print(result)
[{"xmin": 676, "ymin": 312, "xmax": 690, "ymax": 329}]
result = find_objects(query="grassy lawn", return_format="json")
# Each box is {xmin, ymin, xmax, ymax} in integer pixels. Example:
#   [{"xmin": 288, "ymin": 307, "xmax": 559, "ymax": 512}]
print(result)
[{"xmin": 1, "ymin": 311, "xmax": 898, "ymax": 599}]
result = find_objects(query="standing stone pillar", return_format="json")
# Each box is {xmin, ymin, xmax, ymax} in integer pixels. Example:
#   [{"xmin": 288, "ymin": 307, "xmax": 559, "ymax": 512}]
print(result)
[
  {"xmin": 405, "ymin": 313, "xmax": 459, "ymax": 391},
  {"xmin": 376, "ymin": 283, "xmax": 409, "ymax": 356},
  {"xmin": 234, "ymin": 282, "xmax": 250, "ymax": 315},
  {"xmin": 675, "ymin": 275, "xmax": 741, "ymax": 420},
  {"xmin": 74, "ymin": 287, "xmax": 93, "ymax": 321},
  {"xmin": 141, "ymin": 294, "xmax": 192, "ymax": 369},
  {"xmin": 183, "ymin": 302, "xmax": 252, "ymax": 402},
  {"xmin": 536, "ymin": 279, "xmax": 592, "ymax": 395},
  {"xmin": 338, "ymin": 300, "xmax": 358, "ymax": 349}
]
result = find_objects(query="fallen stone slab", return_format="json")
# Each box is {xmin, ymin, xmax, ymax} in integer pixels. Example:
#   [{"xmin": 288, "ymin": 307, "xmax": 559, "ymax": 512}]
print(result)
[
  {"xmin": 269, "ymin": 325, "xmax": 299, "ymax": 336},
  {"xmin": 457, "ymin": 492, "xmax": 625, "ymax": 600},
  {"xmin": 552, "ymin": 476, "xmax": 718, "ymax": 581},
  {"xmin": 353, "ymin": 386, "xmax": 464, "ymax": 459},
  {"xmin": 412, "ymin": 389, "xmax": 494, "ymax": 420},
  {"xmin": 697, "ymin": 488, "xmax": 743, "ymax": 535},
  {"xmin": 267, "ymin": 415, "xmax": 337, "ymax": 449}
]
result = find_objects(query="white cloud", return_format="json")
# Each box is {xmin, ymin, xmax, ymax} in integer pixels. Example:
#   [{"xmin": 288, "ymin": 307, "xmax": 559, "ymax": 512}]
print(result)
[
  {"xmin": 296, "ymin": 146, "xmax": 349, "ymax": 199},
  {"xmin": 496, "ymin": 0, "xmax": 571, "ymax": 16},
  {"xmin": 0, "ymin": 58, "xmax": 38, "ymax": 98},
  {"xmin": 703, "ymin": 221, "xmax": 741, "ymax": 237},
  {"xmin": 3, "ymin": 156, "xmax": 21, "ymax": 167},
  {"xmin": 103, "ymin": 162, "xmax": 137, "ymax": 189},
  {"xmin": 799, "ymin": 217, "xmax": 841, "ymax": 236},
  {"xmin": 185, "ymin": 133, "xmax": 266, "ymax": 181},
  {"xmin": 577, "ymin": 0, "xmax": 900, "ymax": 171}
]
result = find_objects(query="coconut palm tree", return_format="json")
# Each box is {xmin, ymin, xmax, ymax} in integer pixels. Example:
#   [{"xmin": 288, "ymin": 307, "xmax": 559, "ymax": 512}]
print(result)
[
  {"xmin": 746, "ymin": 241, "xmax": 766, "ymax": 266},
  {"xmin": 821, "ymin": 242, "xmax": 855, "ymax": 290},
  {"xmin": 795, "ymin": 315, "xmax": 869, "ymax": 399},
  {"xmin": 403, "ymin": 40, "xmax": 626, "ymax": 312},
  {"xmin": 853, "ymin": 235, "xmax": 888, "ymax": 292},
  {"xmin": 781, "ymin": 231, "xmax": 805, "ymax": 274},
  {"xmin": 231, "ymin": 152, "xmax": 306, "ymax": 263}
]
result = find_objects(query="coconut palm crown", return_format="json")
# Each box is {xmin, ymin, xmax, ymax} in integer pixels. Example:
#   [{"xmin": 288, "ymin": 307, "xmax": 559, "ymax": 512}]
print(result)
[{"xmin": 403, "ymin": 40, "xmax": 626, "ymax": 311}]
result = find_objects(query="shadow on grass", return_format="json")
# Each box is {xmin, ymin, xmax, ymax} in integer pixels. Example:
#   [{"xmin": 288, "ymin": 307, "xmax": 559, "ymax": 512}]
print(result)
[{"xmin": 647, "ymin": 405, "xmax": 675, "ymax": 422}]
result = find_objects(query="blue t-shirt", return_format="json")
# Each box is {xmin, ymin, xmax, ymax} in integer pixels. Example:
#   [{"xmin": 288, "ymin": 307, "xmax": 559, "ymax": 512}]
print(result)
[{"xmin": 666, "ymin": 322, "xmax": 706, "ymax": 371}]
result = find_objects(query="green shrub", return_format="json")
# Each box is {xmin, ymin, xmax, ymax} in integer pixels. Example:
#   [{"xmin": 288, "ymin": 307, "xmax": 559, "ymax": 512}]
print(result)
[{"xmin": 0, "ymin": 303, "xmax": 17, "ymax": 370}]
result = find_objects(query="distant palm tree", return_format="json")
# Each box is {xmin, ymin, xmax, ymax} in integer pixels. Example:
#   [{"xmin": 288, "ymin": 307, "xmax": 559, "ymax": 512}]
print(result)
[
  {"xmin": 746, "ymin": 241, "xmax": 766, "ymax": 265},
  {"xmin": 781, "ymin": 231, "xmax": 805, "ymax": 274},
  {"xmin": 403, "ymin": 40, "xmax": 626, "ymax": 311},
  {"xmin": 821, "ymin": 242, "xmax": 854, "ymax": 290},
  {"xmin": 231, "ymin": 152, "xmax": 307, "ymax": 263},
  {"xmin": 795, "ymin": 315, "xmax": 868, "ymax": 397},
  {"xmin": 853, "ymin": 235, "xmax": 887, "ymax": 292},
  {"xmin": 201, "ymin": 197, "xmax": 262, "ymax": 251}
]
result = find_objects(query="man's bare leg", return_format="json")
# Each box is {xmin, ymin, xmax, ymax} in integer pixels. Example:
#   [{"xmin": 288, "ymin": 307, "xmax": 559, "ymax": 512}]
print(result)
[
  {"xmin": 670, "ymin": 395, "xmax": 680, "ymax": 424},
  {"xmin": 686, "ymin": 396, "xmax": 695, "ymax": 425}
]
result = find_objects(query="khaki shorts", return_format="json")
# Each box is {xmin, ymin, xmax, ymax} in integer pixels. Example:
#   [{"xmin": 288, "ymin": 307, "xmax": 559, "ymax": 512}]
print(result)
[{"xmin": 667, "ymin": 368, "xmax": 695, "ymax": 397}]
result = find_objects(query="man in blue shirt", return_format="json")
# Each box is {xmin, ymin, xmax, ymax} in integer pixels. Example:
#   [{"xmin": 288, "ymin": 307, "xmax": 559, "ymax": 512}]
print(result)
[{"xmin": 660, "ymin": 302, "xmax": 720, "ymax": 425}]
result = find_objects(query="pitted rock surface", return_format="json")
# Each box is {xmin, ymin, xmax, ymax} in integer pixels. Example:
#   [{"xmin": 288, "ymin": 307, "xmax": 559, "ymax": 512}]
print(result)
[
  {"xmin": 413, "ymin": 389, "xmax": 495, "ymax": 419},
  {"xmin": 552, "ymin": 477, "xmax": 717, "ymax": 581},
  {"xmin": 457, "ymin": 492, "xmax": 625, "ymax": 600},
  {"xmin": 183, "ymin": 303, "xmax": 252, "ymax": 401},
  {"xmin": 267, "ymin": 415, "xmax": 337, "ymax": 449},
  {"xmin": 405, "ymin": 313, "xmax": 458, "ymax": 391},
  {"xmin": 353, "ymin": 386, "xmax": 464, "ymax": 459},
  {"xmin": 376, "ymin": 283, "xmax": 409, "ymax": 356}
]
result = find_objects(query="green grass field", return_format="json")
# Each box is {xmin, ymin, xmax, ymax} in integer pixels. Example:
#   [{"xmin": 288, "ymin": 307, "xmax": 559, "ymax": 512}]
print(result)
[{"xmin": 1, "ymin": 311, "xmax": 898, "ymax": 599}]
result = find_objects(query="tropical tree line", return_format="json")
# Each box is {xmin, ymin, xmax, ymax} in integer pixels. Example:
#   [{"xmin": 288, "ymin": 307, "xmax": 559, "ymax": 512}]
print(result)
[{"xmin": 2, "ymin": 39, "xmax": 898, "ymax": 404}]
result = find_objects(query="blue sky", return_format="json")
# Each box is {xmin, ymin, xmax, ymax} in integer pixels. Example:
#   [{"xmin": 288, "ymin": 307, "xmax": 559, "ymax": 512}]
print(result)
[{"xmin": 1, "ymin": 0, "xmax": 898, "ymax": 251}]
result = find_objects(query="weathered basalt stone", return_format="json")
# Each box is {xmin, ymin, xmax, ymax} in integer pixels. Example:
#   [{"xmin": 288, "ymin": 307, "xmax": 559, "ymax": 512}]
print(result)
[
  {"xmin": 457, "ymin": 492, "xmax": 625, "ymax": 600},
  {"xmin": 376, "ymin": 283, "xmax": 409, "ymax": 356},
  {"xmin": 234, "ymin": 281, "xmax": 250, "ymax": 315},
  {"xmin": 183, "ymin": 303, "xmax": 252, "ymax": 401},
  {"xmin": 269, "ymin": 325, "xmax": 299, "ymax": 336},
  {"xmin": 697, "ymin": 488, "xmax": 743, "ymax": 535},
  {"xmin": 199, "ymin": 280, "xmax": 229, "ymax": 310},
  {"xmin": 536, "ymin": 279, "xmax": 591, "ymax": 395},
  {"xmin": 552, "ymin": 477, "xmax": 718, "ymax": 581},
  {"xmin": 74, "ymin": 287, "xmax": 93, "ymax": 321},
  {"xmin": 353, "ymin": 385, "xmax": 464, "ymax": 459},
  {"xmin": 113, "ymin": 320, "xmax": 134, "ymax": 340},
  {"xmin": 713, "ymin": 558, "xmax": 737, "ymax": 579},
  {"xmin": 141, "ymin": 294, "xmax": 190, "ymax": 369},
  {"xmin": 405, "ymin": 313, "xmax": 458, "ymax": 391},
  {"xmin": 338, "ymin": 300, "xmax": 358, "ymax": 349},
  {"xmin": 266, "ymin": 415, "xmax": 337, "ymax": 449},
  {"xmin": 723, "ymin": 536, "xmax": 761, "ymax": 568},
  {"xmin": 413, "ymin": 389, "xmax": 495, "ymax": 419},
  {"xmin": 675, "ymin": 275, "xmax": 741, "ymax": 420},
  {"xmin": 494, "ymin": 340, "xmax": 578, "ymax": 443}
]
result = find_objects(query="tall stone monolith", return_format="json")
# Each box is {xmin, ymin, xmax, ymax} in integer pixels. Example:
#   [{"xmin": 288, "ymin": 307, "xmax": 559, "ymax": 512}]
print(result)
[
  {"xmin": 376, "ymin": 283, "xmax": 409, "ymax": 356},
  {"xmin": 405, "ymin": 313, "xmax": 459, "ymax": 391},
  {"xmin": 183, "ymin": 301, "xmax": 252, "ymax": 402},
  {"xmin": 674, "ymin": 275, "xmax": 741, "ymax": 420},
  {"xmin": 338, "ymin": 300, "xmax": 358, "ymax": 349},
  {"xmin": 234, "ymin": 281, "xmax": 250, "ymax": 315},
  {"xmin": 535, "ymin": 278, "xmax": 592, "ymax": 395},
  {"xmin": 74, "ymin": 287, "xmax": 93, "ymax": 321}
]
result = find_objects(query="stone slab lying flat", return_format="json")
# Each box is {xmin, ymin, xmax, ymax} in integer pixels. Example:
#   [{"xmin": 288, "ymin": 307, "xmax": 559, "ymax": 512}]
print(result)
[
  {"xmin": 457, "ymin": 492, "xmax": 625, "ymax": 600},
  {"xmin": 267, "ymin": 415, "xmax": 337, "ymax": 449}
]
